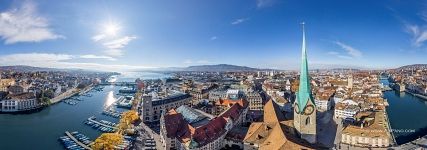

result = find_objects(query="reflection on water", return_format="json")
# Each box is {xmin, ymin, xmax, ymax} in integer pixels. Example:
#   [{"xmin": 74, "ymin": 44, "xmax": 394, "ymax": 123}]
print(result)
[{"xmin": 104, "ymin": 91, "xmax": 116, "ymax": 108}]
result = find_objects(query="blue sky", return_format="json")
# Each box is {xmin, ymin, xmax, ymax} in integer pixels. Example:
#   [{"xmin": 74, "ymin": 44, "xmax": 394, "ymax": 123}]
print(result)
[{"xmin": 0, "ymin": 0, "xmax": 426, "ymax": 71}]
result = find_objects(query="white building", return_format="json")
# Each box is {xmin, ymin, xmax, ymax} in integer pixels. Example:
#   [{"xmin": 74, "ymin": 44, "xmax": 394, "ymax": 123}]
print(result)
[
  {"xmin": 334, "ymin": 99, "xmax": 359, "ymax": 119},
  {"xmin": 0, "ymin": 93, "xmax": 38, "ymax": 112}
]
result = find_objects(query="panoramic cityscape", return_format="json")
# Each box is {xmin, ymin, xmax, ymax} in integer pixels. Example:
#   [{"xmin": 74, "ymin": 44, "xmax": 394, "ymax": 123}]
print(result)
[{"xmin": 1, "ymin": 0, "xmax": 427, "ymax": 150}]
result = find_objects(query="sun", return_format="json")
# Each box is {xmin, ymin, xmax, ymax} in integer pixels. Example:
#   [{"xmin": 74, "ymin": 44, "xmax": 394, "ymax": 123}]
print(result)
[{"xmin": 104, "ymin": 22, "xmax": 120, "ymax": 36}]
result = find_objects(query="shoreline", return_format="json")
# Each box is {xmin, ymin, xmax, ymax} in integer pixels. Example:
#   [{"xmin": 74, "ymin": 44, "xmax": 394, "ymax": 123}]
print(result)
[{"xmin": 50, "ymin": 85, "xmax": 95, "ymax": 104}]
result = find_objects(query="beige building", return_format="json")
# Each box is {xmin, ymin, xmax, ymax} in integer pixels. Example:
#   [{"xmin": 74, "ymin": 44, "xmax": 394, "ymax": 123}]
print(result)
[
  {"xmin": 246, "ymin": 92, "xmax": 263, "ymax": 111},
  {"xmin": 0, "ymin": 79, "xmax": 15, "ymax": 92},
  {"xmin": 142, "ymin": 92, "xmax": 192, "ymax": 122},
  {"xmin": 341, "ymin": 111, "xmax": 392, "ymax": 148}
]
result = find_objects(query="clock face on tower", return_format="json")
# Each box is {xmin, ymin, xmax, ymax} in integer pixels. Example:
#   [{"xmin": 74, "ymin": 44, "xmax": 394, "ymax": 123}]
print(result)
[{"xmin": 304, "ymin": 105, "xmax": 314, "ymax": 115}]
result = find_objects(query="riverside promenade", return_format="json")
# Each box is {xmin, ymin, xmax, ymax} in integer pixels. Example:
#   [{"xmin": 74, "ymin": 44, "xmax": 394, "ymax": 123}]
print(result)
[
  {"xmin": 50, "ymin": 88, "xmax": 78, "ymax": 104},
  {"xmin": 50, "ymin": 85, "xmax": 95, "ymax": 104}
]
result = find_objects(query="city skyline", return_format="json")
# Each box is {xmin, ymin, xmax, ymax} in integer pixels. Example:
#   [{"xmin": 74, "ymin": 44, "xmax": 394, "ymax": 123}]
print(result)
[{"xmin": 1, "ymin": 0, "xmax": 427, "ymax": 71}]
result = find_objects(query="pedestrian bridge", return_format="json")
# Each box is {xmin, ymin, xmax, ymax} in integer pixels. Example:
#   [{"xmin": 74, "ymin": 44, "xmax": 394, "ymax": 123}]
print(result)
[{"xmin": 99, "ymin": 82, "xmax": 136, "ymax": 86}]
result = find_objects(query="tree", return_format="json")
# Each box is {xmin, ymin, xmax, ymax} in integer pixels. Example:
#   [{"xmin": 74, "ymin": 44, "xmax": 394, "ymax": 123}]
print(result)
[{"xmin": 92, "ymin": 133, "xmax": 123, "ymax": 150}]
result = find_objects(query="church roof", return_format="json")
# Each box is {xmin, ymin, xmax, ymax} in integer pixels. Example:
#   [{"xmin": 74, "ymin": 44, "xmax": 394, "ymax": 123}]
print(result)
[{"xmin": 243, "ymin": 100, "xmax": 316, "ymax": 150}]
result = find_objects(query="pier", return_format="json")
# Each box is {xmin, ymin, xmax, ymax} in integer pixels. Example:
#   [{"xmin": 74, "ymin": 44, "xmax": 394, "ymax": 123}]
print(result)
[
  {"xmin": 87, "ymin": 117, "xmax": 118, "ymax": 129},
  {"xmin": 64, "ymin": 131, "xmax": 92, "ymax": 150}
]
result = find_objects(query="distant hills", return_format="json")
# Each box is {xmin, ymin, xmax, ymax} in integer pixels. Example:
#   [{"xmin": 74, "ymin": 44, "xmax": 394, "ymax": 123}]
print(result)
[
  {"xmin": 395, "ymin": 64, "xmax": 427, "ymax": 70},
  {"xmin": 3, "ymin": 64, "xmax": 427, "ymax": 72},
  {"xmin": 157, "ymin": 64, "xmax": 277, "ymax": 72},
  {"xmin": 0, "ymin": 65, "xmax": 102, "ymax": 73},
  {"xmin": 184, "ymin": 64, "xmax": 264, "ymax": 72},
  {"xmin": 0, "ymin": 65, "xmax": 59, "ymax": 72}
]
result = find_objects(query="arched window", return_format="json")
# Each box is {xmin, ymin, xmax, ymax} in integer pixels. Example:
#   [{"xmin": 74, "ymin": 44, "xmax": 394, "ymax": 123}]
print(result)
[{"xmin": 306, "ymin": 117, "xmax": 310, "ymax": 125}]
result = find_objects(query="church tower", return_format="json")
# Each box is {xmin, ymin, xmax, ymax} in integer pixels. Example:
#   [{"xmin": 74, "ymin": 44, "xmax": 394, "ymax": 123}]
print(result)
[{"xmin": 293, "ymin": 22, "xmax": 317, "ymax": 144}]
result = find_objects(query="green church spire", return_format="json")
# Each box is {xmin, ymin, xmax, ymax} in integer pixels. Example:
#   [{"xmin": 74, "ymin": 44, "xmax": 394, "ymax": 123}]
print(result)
[{"xmin": 296, "ymin": 22, "xmax": 315, "ymax": 112}]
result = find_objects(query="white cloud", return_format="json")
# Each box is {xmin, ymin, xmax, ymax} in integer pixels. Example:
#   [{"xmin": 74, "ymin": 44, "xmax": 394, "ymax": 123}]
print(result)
[
  {"xmin": 0, "ymin": 53, "xmax": 153, "ymax": 72},
  {"xmin": 404, "ymin": 23, "xmax": 427, "ymax": 47},
  {"xmin": 231, "ymin": 18, "xmax": 249, "ymax": 25},
  {"xmin": 92, "ymin": 34, "xmax": 107, "ymax": 42},
  {"xmin": 0, "ymin": 53, "xmax": 72, "ymax": 63},
  {"xmin": 256, "ymin": 0, "xmax": 276, "ymax": 8},
  {"xmin": 337, "ymin": 55, "xmax": 353, "ymax": 59},
  {"xmin": 103, "ymin": 36, "xmax": 137, "ymax": 49},
  {"xmin": 327, "ymin": 51, "xmax": 339, "ymax": 55},
  {"xmin": 0, "ymin": 1, "xmax": 63, "ymax": 44},
  {"xmin": 93, "ymin": 31, "xmax": 137, "ymax": 57},
  {"xmin": 334, "ymin": 41, "xmax": 363, "ymax": 58},
  {"xmin": 210, "ymin": 36, "xmax": 217, "ymax": 41},
  {"xmin": 79, "ymin": 54, "xmax": 116, "ymax": 61}
]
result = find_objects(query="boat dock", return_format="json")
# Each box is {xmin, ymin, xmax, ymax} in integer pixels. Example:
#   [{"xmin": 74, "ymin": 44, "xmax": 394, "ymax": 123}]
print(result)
[
  {"xmin": 87, "ymin": 116, "xmax": 118, "ymax": 129},
  {"xmin": 64, "ymin": 131, "xmax": 92, "ymax": 150}
]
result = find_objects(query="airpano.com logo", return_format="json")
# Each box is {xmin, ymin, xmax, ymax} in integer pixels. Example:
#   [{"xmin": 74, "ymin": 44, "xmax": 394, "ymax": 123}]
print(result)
[
  {"xmin": 366, "ymin": 129, "xmax": 416, "ymax": 133},
  {"xmin": 391, "ymin": 129, "xmax": 416, "ymax": 133}
]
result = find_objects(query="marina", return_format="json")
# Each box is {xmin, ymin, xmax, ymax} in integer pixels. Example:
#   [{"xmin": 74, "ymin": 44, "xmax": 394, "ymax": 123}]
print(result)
[
  {"xmin": 84, "ymin": 116, "xmax": 118, "ymax": 133},
  {"xmin": 59, "ymin": 131, "xmax": 93, "ymax": 150},
  {"xmin": 0, "ymin": 85, "xmax": 123, "ymax": 149}
]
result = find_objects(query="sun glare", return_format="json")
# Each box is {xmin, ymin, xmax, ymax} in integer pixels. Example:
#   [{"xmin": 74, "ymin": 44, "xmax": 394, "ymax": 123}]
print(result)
[{"xmin": 104, "ymin": 22, "xmax": 120, "ymax": 36}]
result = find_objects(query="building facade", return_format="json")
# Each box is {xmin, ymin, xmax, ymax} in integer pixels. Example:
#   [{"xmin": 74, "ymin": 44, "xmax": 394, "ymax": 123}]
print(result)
[{"xmin": 142, "ymin": 92, "xmax": 192, "ymax": 122}]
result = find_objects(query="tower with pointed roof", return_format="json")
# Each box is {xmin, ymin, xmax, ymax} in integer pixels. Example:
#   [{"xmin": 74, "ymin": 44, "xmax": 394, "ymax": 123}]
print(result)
[{"xmin": 293, "ymin": 22, "xmax": 317, "ymax": 144}]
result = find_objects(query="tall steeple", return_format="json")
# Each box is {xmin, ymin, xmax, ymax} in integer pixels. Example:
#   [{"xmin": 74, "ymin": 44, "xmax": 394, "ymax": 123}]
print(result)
[
  {"xmin": 293, "ymin": 22, "xmax": 317, "ymax": 144},
  {"xmin": 296, "ymin": 22, "xmax": 315, "ymax": 113}
]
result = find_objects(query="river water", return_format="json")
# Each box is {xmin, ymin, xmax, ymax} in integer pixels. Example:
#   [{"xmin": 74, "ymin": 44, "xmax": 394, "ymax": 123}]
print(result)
[
  {"xmin": 382, "ymin": 79, "xmax": 427, "ymax": 145},
  {"xmin": 0, "ymin": 72, "xmax": 168, "ymax": 150}
]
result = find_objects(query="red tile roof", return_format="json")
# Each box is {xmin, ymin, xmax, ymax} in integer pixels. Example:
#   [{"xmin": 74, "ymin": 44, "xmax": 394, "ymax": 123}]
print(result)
[{"xmin": 163, "ymin": 100, "xmax": 248, "ymax": 147}]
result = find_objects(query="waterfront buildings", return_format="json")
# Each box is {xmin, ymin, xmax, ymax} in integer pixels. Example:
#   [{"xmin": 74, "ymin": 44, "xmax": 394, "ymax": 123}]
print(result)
[
  {"xmin": 341, "ymin": 111, "xmax": 392, "ymax": 148},
  {"xmin": 142, "ymin": 92, "xmax": 192, "ymax": 122},
  {"xmin": 0, "ymin": 92, "xmax": 38, "ymax": 112}
]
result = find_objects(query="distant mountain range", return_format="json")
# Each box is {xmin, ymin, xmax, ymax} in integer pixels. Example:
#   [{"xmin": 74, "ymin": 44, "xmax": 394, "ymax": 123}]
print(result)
[
  {"xmin": 157, "ymin": 64, "xmax": 277, "ymax": 72},
  {"xmin": 0, "ymin": 65, "xmax": 102, "ymax": 73},
  {"xmin": 0, "ymin": 65, "xmax": 59, "ymax": 72},
  {"xmin": 184, "ymin": 64, "xmax": 264, "ymax": 72},
  {"xmin": 2, "ymin": 64, "xmax": 427, "ymax": 72},
  {"xmin": 395, "ymin": 64, "xmax": 427, "ymax": 70}
]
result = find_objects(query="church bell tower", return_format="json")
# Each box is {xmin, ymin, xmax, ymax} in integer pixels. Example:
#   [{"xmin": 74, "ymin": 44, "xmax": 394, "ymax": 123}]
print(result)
[{"xmin": 293, "ymin": 22, "xmax": 317, "ymax": 144}]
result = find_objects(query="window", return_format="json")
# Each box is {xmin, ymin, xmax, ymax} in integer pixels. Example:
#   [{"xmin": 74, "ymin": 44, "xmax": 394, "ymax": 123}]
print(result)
[{"xmin": 305, "ymin": 117, "xmax": 310, "ymax": 125}]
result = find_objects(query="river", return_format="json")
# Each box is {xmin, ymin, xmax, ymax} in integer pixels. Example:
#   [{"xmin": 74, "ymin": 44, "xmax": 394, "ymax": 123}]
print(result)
[
  {"xmin": 0, "ymin": 72, "xmax": 169, "ymax": 150},
  {"xmin": 382, "ymin": 79, "xmax": 427, "ymax": 145}
]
